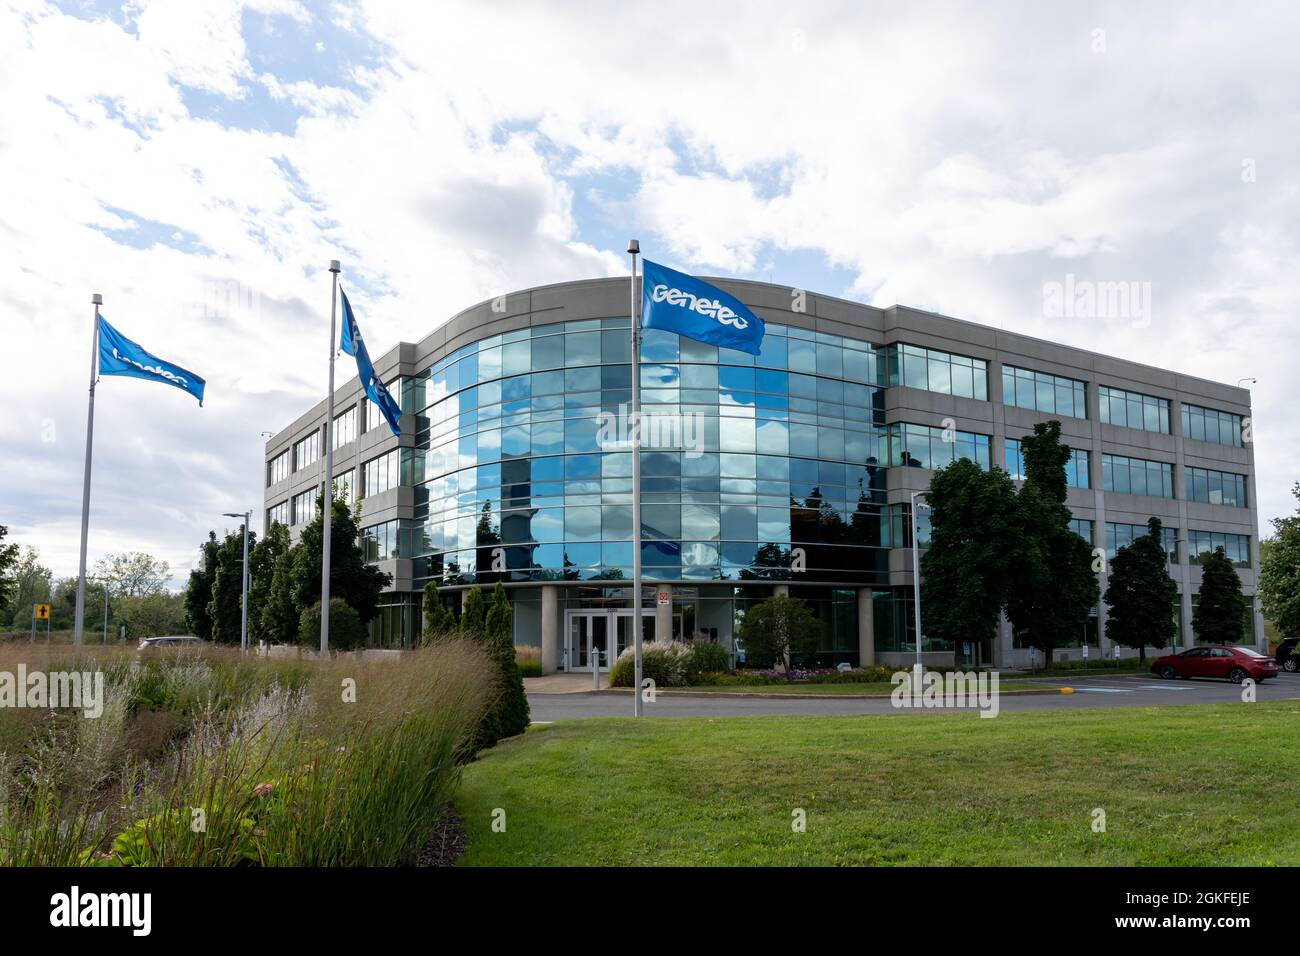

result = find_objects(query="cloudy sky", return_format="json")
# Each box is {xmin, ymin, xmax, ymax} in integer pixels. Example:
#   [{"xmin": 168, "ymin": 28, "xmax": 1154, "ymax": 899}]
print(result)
[{"xmin": 2, "ymin": 0, "xmax": 1297, "ymax": 586}]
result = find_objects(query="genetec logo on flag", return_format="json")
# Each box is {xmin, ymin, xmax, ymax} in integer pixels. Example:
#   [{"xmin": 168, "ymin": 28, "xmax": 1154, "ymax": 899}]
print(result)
[
  {"xmin": 97, "ymin": 316, "xmax": 206, "ymax": 404},
  {"xmin": 641, "ymin": 260, "xmax": 765, "ymax": 355},
  {"xmin": 339, "ymin": 287, "xmax": 402, "ymax": 436}
]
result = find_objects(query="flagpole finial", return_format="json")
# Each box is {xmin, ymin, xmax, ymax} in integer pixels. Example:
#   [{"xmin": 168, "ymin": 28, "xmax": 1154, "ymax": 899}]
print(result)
[
  {"xmin": 91, "ymin": 293, "xmax": 102, "ymax": 305},
  {"xmin": 329, "ymin": 260, "xmax": 341, "ymax": 273},
  {"xmin": 627, "ymin": 239, "xmax": 639, "ymax": 255}
]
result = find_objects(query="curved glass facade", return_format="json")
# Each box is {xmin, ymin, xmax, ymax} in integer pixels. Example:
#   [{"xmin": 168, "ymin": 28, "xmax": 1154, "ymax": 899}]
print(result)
[
  {"xmin": 406, "ymin": 318, "xmax": 917, "ymax": 589},
  {"xmin": 267, "ymin": 277, "xmax": 1261, "ymax": 663}
]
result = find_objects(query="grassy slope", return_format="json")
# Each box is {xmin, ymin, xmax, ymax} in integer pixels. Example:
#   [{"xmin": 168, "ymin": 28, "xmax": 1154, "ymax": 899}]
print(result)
[{"xmin": 456, "ymin": 703, "xmax": 1300, "ymax": 866}]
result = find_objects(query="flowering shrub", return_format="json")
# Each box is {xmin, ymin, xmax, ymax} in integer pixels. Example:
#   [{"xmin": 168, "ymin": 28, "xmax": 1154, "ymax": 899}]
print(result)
[{"xmin": 609, "ymin": 641, "xmax": 693, "ymax": 687}]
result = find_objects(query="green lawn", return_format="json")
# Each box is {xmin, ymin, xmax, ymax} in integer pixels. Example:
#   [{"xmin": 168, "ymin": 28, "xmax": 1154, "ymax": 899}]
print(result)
[
  {"xmin": 640, "ymin": 679, "xmax": 1041, "ymax": 696},
  {"xmin": 455, "ymin": 703, "xmax": 1300, "ymax": 865}
]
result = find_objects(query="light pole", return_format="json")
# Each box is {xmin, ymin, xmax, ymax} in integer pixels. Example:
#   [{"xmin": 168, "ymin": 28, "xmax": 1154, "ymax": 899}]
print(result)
[
  {"xmin": 223, "ymin": 511, "xmax": 251, "ymax": 652},
  {"xmin": 1236, "ymin": 377, "xmax": 1255, "ymax": 388},
  {"xmin": 910, "ymin": 490, "xmax": 930, "ymax": 673}
]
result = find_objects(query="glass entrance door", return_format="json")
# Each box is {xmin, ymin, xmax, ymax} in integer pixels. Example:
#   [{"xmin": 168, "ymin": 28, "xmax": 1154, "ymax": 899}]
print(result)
[
  {"xmin": 612, "ymin": 610, "xmax": 654, "ymax": 662},
  {"xmin": 567, "ymin": 610, "xmax": 653, "ymax": 672},
  {"xmin": 567, "ymin": 612, "xmax": 610, "ymax": 671}
]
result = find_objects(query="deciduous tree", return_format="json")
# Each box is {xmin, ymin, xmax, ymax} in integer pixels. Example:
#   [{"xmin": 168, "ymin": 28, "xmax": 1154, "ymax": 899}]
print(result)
[
  {"xmin": 1005, "ymin": 421, "xmax": 1099, "ymax": 665},
  {"xmin": 1259, "ymin": 483, "xmax": 1300, "ymax": 637},
  {"xmin": 920, "ymin": 458, "xmax": 1019, "ymax": 665},
  {"xmin": 737, "ymin": 594, "xmax": 821, "ymax": 674}
]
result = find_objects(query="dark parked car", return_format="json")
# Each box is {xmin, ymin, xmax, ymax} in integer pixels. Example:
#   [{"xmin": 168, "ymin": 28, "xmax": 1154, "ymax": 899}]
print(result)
[
  {"xmin": 1275, "ymin": 636, "xmax": 1299, "ymax": 673},
  {"xmin": 1151, "ymin": 645, "xmax": 1278, "ymax": 683}
]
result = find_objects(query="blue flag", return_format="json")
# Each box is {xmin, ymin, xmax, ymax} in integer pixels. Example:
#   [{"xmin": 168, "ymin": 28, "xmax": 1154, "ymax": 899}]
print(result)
[
  {"xmin": 97, "ymin": 316, "xmax": 205, "ymax": 404},
  {"xmin": 641, "ymin": 259, "xmax": 765, "ymax": 355},
  {"xmin": 339, "ymin": 288, "xmax": 402, "ymax": 436}
]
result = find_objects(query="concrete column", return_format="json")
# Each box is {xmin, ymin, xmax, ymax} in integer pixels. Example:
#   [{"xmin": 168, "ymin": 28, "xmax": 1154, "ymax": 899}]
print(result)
[
  {"xmin": 995, "ymin": 611, "xmax": 1012, "ymax": 668},
  {"xmin": 541, "ymin": 584, "xmax": 559, "ymax": 674},
  {"xmin": 655, "ymin": 584, "xmax": 673, "ymax": 641},
  {"xmin": 857, "ymin": 588, "xmax": 875, "ymax": 666}
]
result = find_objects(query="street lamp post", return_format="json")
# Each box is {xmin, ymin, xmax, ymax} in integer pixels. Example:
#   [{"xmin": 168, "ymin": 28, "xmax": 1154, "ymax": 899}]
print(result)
[
  {"xmin": 910, "ymin": 490, "xmax": 930, "ymax": 673},
  {"xmin": 223, "ymin": 511, "xmax": 251, "ymax": 652}
]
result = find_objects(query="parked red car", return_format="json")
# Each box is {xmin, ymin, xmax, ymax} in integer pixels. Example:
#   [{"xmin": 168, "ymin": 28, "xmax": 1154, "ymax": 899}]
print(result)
[{"xmin": 1151, "ymin": 645, "xmax": 1278, "ymax": 683}]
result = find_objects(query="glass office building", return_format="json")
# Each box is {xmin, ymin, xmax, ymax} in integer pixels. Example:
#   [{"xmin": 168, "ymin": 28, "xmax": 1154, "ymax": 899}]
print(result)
[{"xmin": 264, "ymin": 276, "xmax": 1263, "ymax": 669}]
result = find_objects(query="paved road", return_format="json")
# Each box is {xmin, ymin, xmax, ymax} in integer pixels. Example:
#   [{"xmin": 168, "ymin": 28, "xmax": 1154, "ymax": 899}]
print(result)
[{"xmin": 528, "ymin": 671, "xmax": 1300, "ymax": 721}]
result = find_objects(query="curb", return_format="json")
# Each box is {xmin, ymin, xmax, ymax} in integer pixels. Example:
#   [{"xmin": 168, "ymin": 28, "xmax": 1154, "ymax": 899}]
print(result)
[{"xmin": 590, "ymin": 686, "xmax": 1070, "ymax": 701}]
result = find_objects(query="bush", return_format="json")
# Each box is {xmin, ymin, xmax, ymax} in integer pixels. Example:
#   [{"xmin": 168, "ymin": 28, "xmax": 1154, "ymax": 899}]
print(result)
[
  {"xmin": 609, "ymin": 640, "xmax": 692, "ymax": 687},
  {"xmin": 297, "ymin": 598, "xmax": 366, "ymax": 651},
  {"xmin": 685, "ymin": 642, "xmax": 729, "ymax": 681}
]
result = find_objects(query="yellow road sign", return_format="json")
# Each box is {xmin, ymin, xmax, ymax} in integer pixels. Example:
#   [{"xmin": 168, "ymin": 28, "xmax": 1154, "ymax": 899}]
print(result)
[{"xmin": 34, "ymin": 603, "xmax": 50, "ymax": 621}]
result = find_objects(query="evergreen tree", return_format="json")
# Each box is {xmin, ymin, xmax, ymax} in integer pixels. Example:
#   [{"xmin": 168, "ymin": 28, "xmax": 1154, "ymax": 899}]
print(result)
[
  {"xmin": 1005, "ymin": 421, "xmax": 1099, "ymax": 665},
  {"xmin": 208, "ymin": 526, "xmax": 255, "ymax": 645},
  {"xmin": 460, "ymin": 586, "xmax": 486, "ymax": 637},
  {"xmin": 1103, "ymin": 517, "xmax": 1178, "ymax": 661},
  {"xmin": 248, "ymin": 522, "xmax": 290, "ymax": 644},
  {"xmin": 184, "ymin": 532, "xmax": 220, "ymax": 640},
  {"xmin": 1259, "ymin": 482, "xmax": 1300, "ymax": 637},
  {"xmin": 260, "ymin": 545, "xmax": 299, "ymax": 645},
  {"xmin": 290, "ymin": 492, "xmax": 391, "ymax": 624},
  {"xmin": 421, "ymin": 579, "xmax": 456, "ymax": 643},
  {"xmin": 920, "ymin": 458, "xmax": 1020, "ymax": 665},
  {"xmin": 1193, "ymin": 546, "xmax": 1247, "ymax": 644},
  {"xmin": 475, "ymin": 582, "xmax": 530, "ymax": 747}
]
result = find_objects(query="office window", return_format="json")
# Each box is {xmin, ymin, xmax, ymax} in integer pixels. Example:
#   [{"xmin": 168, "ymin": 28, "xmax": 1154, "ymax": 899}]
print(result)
[
  {"xmin": 1098, "ymin": 385, "xmax": 1170, "ymax": 433},
  {"xmin": 1187, "ymin": 530, "xmax": 1250, "ymax": 568},
  {"xmin": 292, "ymin": 487, "xmax": 319, "ymax": 526},
  {"xmin": 362, "ymin": 519, "xmax": 401, "ymax": 562},
  {"xmin": 266, "ymin": 500, "xmax": 289, "ymax": 528},
  {"xmin": 1184, "ymin": 467, "xmax": 1248, "ymax": 507},
  {"xmin": 1106, "ymin": 522, "xmax": 1177, "ymax": 564},
  {"xmin": 333, "ymin": 405, "xmax": 358, "ymax": 449},
  {"xmin": 1181, "ymin": 403, "xmax": 1243, "ymax": 447},
  {"xmin": 1102, "ymin": 453, "xmax": 1174, "ymax": 497},
  {"xmin": 293, "ymin": 431, "xmax": 320, "ymax": 471},
  {"xmin": 363, "ymin": 449, "xmax": 401, "ymax": 498},
  {"xmin": 267, "ymin": 450, "xmax": 290, "ymax": 486},
  {"xmin": 890, "ymin": 344, "xmax": 988, "ymax": 400},
  {"xmin": 1068, "ymin": 518, "xmax": 1094, "ymax": 543},
  {"xmin": 333, "ymin": 469, "xmax": 355, "ymax": 506},
  {"xmin": 1005, "ymin": 439, "xmax": 1090, "ymax": 488},
  {"xmin": 1001, "ymin": 366, "xmax": 1087, "ymax": 418},
  {"xmin": 890, "ymin": 423, "xmax": 990, "ymax": 470}
]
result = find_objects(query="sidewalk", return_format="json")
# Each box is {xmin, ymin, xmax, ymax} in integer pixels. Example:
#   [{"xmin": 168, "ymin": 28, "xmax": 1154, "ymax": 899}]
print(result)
[{"xmin": 523, "ymin": 673, "xmax": 602, "ymax": 694}]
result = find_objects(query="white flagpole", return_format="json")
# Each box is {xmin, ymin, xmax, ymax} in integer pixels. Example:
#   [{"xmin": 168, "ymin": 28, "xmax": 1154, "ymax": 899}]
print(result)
[
  {"xmin": 73, "ymin": 293, "xmax": 102, "ymax": 646},
  {"xmin": 628, "ymin": 240, "xmax": 643, "ymax": 717},
  {"xmin": 321, "ymin": 260, "xmax": 340, "ymax": 655}
]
